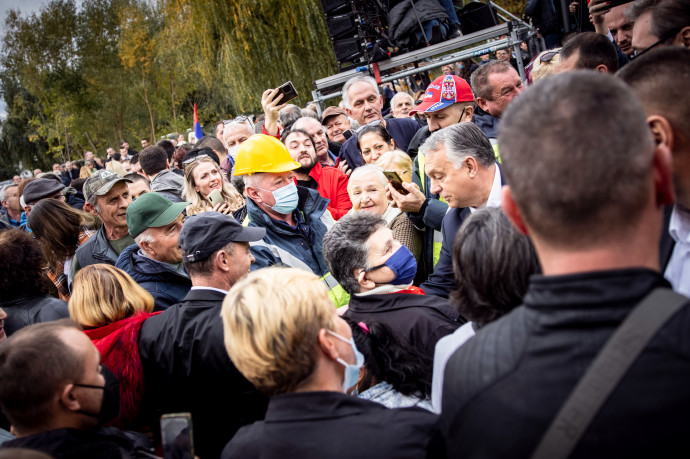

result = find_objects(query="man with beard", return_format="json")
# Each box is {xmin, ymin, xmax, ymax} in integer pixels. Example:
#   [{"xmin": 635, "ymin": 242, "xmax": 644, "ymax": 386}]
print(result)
[{"xmin": 282, "ymin": 129, "xmax": 351, "ymax": 220}]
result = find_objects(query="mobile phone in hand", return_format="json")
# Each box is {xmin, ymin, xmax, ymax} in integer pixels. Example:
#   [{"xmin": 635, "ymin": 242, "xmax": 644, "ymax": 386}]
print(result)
[
  {"xmin": 161, "ymin": 413, "xmax": 194, "ymax": 459},
  {"xmin": 276, "ymin": 81, "xmax": 298, "ymax": 104},
  {"xmin": 208, "ymin": 189, "xmax": 224, "ymax": 207},
  {"xmin": 383, "ymin": 170, "xmax": 409, "ymax": 195}
]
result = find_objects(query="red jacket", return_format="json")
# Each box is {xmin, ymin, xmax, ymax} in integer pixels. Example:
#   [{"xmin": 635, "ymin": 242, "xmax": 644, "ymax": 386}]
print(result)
[{"xmin": 307, "ymin": 162, "xmax": 351, "ymax": 220}]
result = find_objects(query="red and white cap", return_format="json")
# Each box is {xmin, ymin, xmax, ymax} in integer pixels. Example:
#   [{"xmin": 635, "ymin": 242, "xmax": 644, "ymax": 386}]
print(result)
[{"xmin": 409, "ymin": 74, "xmax": 474, "ymax": 115}]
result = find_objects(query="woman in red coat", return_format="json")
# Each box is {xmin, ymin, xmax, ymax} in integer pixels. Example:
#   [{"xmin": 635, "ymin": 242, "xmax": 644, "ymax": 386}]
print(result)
[{"xmin": 69, "ymin": 264, "xmax": 159, "ymax": 429}]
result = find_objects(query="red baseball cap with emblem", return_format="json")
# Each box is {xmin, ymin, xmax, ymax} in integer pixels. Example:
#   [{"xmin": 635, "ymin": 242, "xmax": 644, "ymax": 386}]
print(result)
[{"xmin": 409, "ymin": 74, "xmax": 474, "ymax": 115}]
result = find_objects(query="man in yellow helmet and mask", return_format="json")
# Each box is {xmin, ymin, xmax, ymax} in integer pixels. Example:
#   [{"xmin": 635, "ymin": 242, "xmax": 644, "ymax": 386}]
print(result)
[{"xmin": 234, "ymin": 134, "xmax": 335, "ymax": 277}]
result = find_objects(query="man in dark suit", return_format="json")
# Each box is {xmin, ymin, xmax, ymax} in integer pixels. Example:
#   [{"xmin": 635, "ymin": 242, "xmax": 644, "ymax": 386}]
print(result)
[
  {"xmin": 138, "ymin": 212, "xmax": 267, "ymax": 459},
  {"xmin": 419, "ymin": 122, "xmax": 502, "ymax": 298}
]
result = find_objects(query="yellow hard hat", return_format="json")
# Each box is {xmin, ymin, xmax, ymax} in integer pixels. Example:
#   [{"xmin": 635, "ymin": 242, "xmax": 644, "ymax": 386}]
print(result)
[{"xmin": 232, "ymin": 134, "xmax": 300, "ymax": 176}]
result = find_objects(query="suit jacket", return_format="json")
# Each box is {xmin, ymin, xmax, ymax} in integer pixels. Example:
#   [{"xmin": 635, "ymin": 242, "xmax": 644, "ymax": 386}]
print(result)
[
  {"xmin": 421, "ymin": 165, "xmax": 505, "ymax": 298},
  {"xmin": 138, "ymin": 288, "xmax": 268, "ymax": 459}
]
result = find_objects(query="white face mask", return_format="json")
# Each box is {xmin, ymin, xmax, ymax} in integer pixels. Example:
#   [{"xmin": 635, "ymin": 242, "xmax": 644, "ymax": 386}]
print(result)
[
  {"xmin": 228, "ymin": 144, "xmax": 240, "ymax": 158},
  {"xmin": 327, "ymin": 329, "xmax": 365, "ymax": 392}
]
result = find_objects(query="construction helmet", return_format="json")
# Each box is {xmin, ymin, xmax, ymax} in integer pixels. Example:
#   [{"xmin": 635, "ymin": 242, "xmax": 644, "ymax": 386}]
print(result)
[{"xmin": 232, "ymin": 134, "xmax": 300, "ymax": 176}]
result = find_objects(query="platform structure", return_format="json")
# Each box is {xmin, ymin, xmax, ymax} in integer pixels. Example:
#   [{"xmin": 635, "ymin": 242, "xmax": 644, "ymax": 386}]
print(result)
[{"xmin": 311, "ymin": 18, "xmax": 539, "ymax": 114}]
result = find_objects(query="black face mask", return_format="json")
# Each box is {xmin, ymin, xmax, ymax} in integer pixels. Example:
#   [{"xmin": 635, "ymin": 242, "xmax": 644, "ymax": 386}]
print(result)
[{"xmin": 74, "ymin": 365, "xmax": 120, "ymax": 427}]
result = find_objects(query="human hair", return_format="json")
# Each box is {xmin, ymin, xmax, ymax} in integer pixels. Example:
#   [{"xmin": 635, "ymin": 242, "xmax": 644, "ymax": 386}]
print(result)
[
  {"xmin": 130, "ymin": 153, "xmax": 140, "ymax": 165},
  {"xmin": 195, "ymin": 135, "xmax": 227, "ymax": 155},
  {"xmin": 124, "ymin": 172, "xmax": 150, "ymax": 187},
  {"xmin": 390, "ymin": 92, "xmax": 414, "ymax": 109},
  {"xmin": 173, "ymin": 143, "xmax": 194, "ymax": 169},
  {"xmin": 0, "ymin": 320, "xmax": 84, "ymax": 433},
  {"xmin": 300, "ymin": 108, "xmax": 319, "ymax": 120},
  {"xmin": 530, "ymin": 49, "xmax": 562, "ymax": 82},
  {"xmin": 79, "ymin": 164, "xmax": 93, "ymax": 179},
  {"xmin": 419, "ymin": 122, "xmax": 495, "ymax": 169},
  {"xmin": 346, "ymin": 318, "xmax": 432, "ymax": 398},
  {"xmin": 342, "ymin": 75, "xmax": 379, "ymax": 108},
  {"xmin": 281, "ymin": 128, "xmax": 316, "ymax": 150},
  {"xmin": 27, "ymin": 199, "xmax": 101, "ymax": 271},
  {"xmin": 347, "ymin": 164, "xmax": 387, "ymax": 194},
  {"xmin": 499, "ymin": 71, "xmax": 654, "ymax": 248},
  {"xmin": 627, "ymin": 0, "xmax": 689, "ymax": 42},
  {"xmin": 221, "ymin": 267, "xmax": 335, "ymax": 396},
  {"xmin": 182, "ymin": 156, "xmax": 243, "ymax": 215},
  {"xmin": 69, "ymin": 178, "xmax": 86, "ymax": 192},
  {"xmin": 322, "ymin": 212, "xmax": 386, "ymax": 294},
  {"xmin": 0, "ymin": 229, "xmax": 50, "ymax": 298},
  {"xmin": 156, "ymin": 139, "xmax": 176, "ymax": 162},
  {"xmin": 356, "ymin": 123, "xmax": 393, "ymax": 151},
  {"xmin": 375, "ymin": 150, "xmax": 414, "ymax": 179},
  {"xmin": 451, "ymin": 208, "xmax": 540, "ymax": 326},
  {"xmin": 560, "ymin": 32, "xmax": 618, "ymax": 72},
  {"xmin": 139, "ymin": 145, "xmax": 168, "ymax": 175},
  {"xmin": 0, "ymin": 184, "xmax": 16, "ymax": 203},
  {"xmin": 112, "ymin": 152, "xmax": 121, "ymax": 161},
  {"xmin": 278, "ymin": 104, "xmax": 302, "ymax": 129},
  {"xmin": 470, "ymin": 60, "xmax": 514, "ymax": 100},
  {"xmin": 69, "ymin": 264, "xmax": 154, "ymax": 328},
  {"xmin": 618, "ymin": 47, "xmax": 690, "ymax": 203},
  {"xmin": 183, "ymin": 240, "xmax": 236, "ymax": 277},
  {"xmin": 224, "ymin": 117, "xmax": 255, "ymax": 136},
  {"xmin": 291, "ymin": 116, "xmax": 323, "ymax": 134}
]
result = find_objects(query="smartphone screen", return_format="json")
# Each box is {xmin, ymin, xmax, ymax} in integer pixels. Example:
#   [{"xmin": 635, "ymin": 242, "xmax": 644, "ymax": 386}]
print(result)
[{"xmin": 161, "ymin": 413, "xmax": 194, "ymax": 459}]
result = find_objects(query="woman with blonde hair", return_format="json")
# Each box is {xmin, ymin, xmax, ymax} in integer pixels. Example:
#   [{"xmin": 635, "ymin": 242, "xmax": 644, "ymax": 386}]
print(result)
[
  {"xmin": 27, "ymin": 199, "xmax": 100, "ymax": 301},
  {"xmin": 79, "ymin": 160, "xmax": 94, "ymax": 178},
  {"xmin": 181, "ymin": 154, "xmax": 244, "ymax": 218},
  {"xmin": 529, "ymin": 48, "xmax": 561, "ymax": 83},
  {"xmin": 69, "ymin": 264, "xmax": 159, "ymax": 428}
]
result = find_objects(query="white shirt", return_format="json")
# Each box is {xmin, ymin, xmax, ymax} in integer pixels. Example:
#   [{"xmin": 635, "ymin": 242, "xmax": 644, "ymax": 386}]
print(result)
[
  {"xmin": 470, "ymin": 164, "xmax": 502, "ymax": 213},
  {"xmin": 190, "ymin": 286, "xmax": 229, "ymax": 295},
  {"xmin": 430, "ymin": 322, "xmax": 476, "ymax": 413},
  {"xmin": 665, "ymin": 204, "xmax": 690, "ymax": 296}
]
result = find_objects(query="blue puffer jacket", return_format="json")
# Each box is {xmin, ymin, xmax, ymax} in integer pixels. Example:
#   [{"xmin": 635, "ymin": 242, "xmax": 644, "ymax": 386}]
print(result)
[
  {"xmin": 115, "ymin": 244, "xmax": 192, "ymax": 311},
  {"xmin": 246, "ymin": 186, "xmax": 333, "ymax": 276}
]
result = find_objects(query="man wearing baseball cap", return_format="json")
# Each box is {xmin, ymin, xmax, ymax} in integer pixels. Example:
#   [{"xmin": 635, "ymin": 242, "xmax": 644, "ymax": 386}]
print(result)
[
  {"xmin": 321, "ymin": 106, "xmax": 352, "ymax": 145},
  {"xmin": 115, "ymin": 192, "xmax": 191, "ymax": 311},
  {"xmin": 389, "ymin": 74, "xmax": 476, "ymax": 281},
  {"xmin": 138, "ymin": 212, "xmax": 267, "ymax": 459},
  {"xmin": 73, "ymin": 170, "xmax": 133, "ymax": 275}
]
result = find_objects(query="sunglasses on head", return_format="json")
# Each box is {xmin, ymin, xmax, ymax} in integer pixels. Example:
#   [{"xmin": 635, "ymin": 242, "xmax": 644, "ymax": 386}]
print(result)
[{"xmin": 223, "ymin": 116, "xmax": 249, "ymax": 125}]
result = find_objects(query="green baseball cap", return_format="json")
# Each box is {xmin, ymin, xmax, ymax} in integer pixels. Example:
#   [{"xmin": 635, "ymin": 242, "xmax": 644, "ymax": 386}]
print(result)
[{"xmin": 126, "ymin": 192, "xmax": 190, "ymax": 238}]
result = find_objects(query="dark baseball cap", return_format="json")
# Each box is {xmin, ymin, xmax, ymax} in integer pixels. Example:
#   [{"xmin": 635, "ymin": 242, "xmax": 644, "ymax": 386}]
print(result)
[
  {"xmin": 84, "ymin": 170, "xmax": 132, "ymax": 203},
  {"xmin": 126, "ymin": 192, "xmax": 189, "ymax": 238},
  {"xmin": 179, "ymin": 212, "xmax": 266, "ymax": 263},
  {"xmin": 22, "ymin": 179, "xmax": 65, "ymax": 205}
]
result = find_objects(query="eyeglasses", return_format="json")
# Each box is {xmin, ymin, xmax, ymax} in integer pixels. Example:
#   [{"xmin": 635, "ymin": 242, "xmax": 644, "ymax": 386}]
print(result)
[
  {"xmin": 630, "ymin": 28, "xmax": 679, "ymax": 61},
  {"xmin": 539, "ymin": 50, "xmax": 559, "ymax": 63},
  {"xmin": 182, "ymin": 154, "xmax": 210, "ymax": 166},
  {"xmin": 355, "ymin": 119, "xmax": 383, "ymax": 134},
  {"xmin": 223, "ymin": 116, "xmax": 248, "ymax": 125}
]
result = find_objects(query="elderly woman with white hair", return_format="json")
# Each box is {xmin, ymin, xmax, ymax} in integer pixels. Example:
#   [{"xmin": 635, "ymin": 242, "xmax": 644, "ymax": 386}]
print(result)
[{"xmin": 347, "ymin": 164, "xmax": 422, "ymax": 272}]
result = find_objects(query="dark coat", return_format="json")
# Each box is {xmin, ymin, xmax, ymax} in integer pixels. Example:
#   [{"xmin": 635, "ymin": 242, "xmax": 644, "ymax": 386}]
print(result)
[
  {"xmin": 441, "ymin": 269, "xmax": 690, "ymax": 458},
  {"xmin": 472, "ymin": 107, "xmax": 500, "ymax": 139},
  {"xmin": 115, "ymin": 244, "xmax": 191, "ymax": 311},
  {"xmin": 0, "ymin": 295, "xmax": 69, "ymax": 337},
  {"xmin": 222, "ymin": 391, "xmax": 442, "ymax": 459},
  {"xmin": 75, "ymin": 225, "xmax": 121, "ymax": 268},
  {"xmin": 389, "ymin": 0, "xmax": 448, "ymax": 45},
  {"xmin": 0, "ymin": 427, "xmax": 135, "ymax": 459},
  {"xmin": 138, "ymin": 288, "xmax": 268, "ymax": 459},
  {"xmin": 344, "ymin": 291, "xmax": 461, "ymax": 357}
]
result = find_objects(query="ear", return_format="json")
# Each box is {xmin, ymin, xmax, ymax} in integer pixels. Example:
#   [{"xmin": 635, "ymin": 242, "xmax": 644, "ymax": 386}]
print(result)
[
  {"xmin": 673, "ymin": 26, "xmax": 690, "ymax": 47},
  {"xmin": 648, "ymin": 115, "xmax": 674, "ymax": 151},
  {"xmin": 501, "ymin": 186, "xmax": 529, "ymax": 235},
  {"xmin": 377, "ymin": 94, "xmax": 384, "ymax": 109},
  {"xmin": 215, "ymin": 249, "xmax": 231, "ymax": 273},
  {"xmin": 345, "ymin": 107, "xmax": 354, "ymax": 119},
  {"xmin": 317, "ymin": 328, "xmax": 339, "ymax": 360},
  {"xmin": 355, "ymin": 268, "xmax": 375, "ymax": 291},
  {"xmin": 246, "ymin": 186, "xmax": 262, "ymax": 203},
  {"xmin": 595, "ymin": 64, "xmax": 609, "ymax": 74},
  {"xmin": 462, "ymin": 105, "xmax": 475, "ymax": 122},
  {"xmin": 82, "ymin": 202, "xmax": 99, "ymax": 216},
  {"xmin": 476, "ymin": 96, "xmax": 489, "ymax": 112},
  {"xmin": 652, "ymin": 142, "xmax": 676, "ymax": 208},
  {"xmin": 465, "ymin": 156, "xmax": 479, "ymax": 178},
  {"xmin": 60, "ymin": 383, "xmax": 81, "ymax": 412},
  {"xmin": 138, "ymin": 239, "xmax": 156, "ymax": 257},
  {"xmin": 390, "ymin": 138, "xmax": 396, "ymax": 149},
  {"xmin": 23, "ymin": 206, "xmax": 31, "ymax": 215}
]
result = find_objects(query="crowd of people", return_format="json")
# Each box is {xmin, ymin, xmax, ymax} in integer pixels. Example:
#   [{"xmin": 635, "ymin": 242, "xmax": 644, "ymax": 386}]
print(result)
[{"xmin": 0, "ymin": 0, "xmax": 689, "ymax": 456}]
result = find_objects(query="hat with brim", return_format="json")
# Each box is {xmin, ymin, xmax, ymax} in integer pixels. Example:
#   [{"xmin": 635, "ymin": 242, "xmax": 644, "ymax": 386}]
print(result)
[
  {"xmin": 409, "ymin": 74, "xmax": 475, "ymax": 116},
  {"xmin": 179, "ymin": 212, "xmax": 266, "ymax": 263},
  {"xmin": 84, "ymin": 169, "xmax": 132, "ymax": 203},
  {"xmin": 127, "ymin": 192, "xmax": 190, "ymax": 238},
  {"xmin": 321, "ymin": 106, "xmax": 348, "ymax": 124},
  {"xmin": 23, "ymin": 179, "xmax": 65, "ymax": 205}
]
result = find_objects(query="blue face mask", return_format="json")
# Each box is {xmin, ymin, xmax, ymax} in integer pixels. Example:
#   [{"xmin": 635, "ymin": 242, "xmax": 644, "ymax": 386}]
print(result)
[
  {"xmin": 327, "ymin": 329, "xmax": 365, "ymax": 393},
  {"xmin": 369, "ymin": 245, "xmax": 417, "ymax": 286},
  {"xmin": 260, "ymin": 182, "xmax": 299, "ymax": 214}
]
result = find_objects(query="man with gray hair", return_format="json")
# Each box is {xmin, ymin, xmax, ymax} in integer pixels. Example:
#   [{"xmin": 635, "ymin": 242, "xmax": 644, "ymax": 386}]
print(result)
[
  {"xmin": 73, "ymin": 170, "xmax": 133, "ymax": 274},
  {"xmin": 419, "ymin": 122, "xmax": 501, "ymax": 298},
  {"xmin": 440, "ymin": 72, "xmax": 687, "ymax": 457},
  {"xmin": 115, "ymin": 192, "xmax": 191, "ymax": 310},
  {"xmin": 221, "ymin": 117, "xmax": 255, "ymax": 179},
  {"xmin": 338, "ymin": 75, "xmax": 421, "ymax": 171},
  {"xmin": 389, "ymin": 92, "xmax": 415, "ymax": 118},
  {"xmin": 470, "ymin": 60, "xmax": 524, "ymax": 142},
  {"xmin": 323, "ymin": 212, "xmax": 460, "ymax": 357}
]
